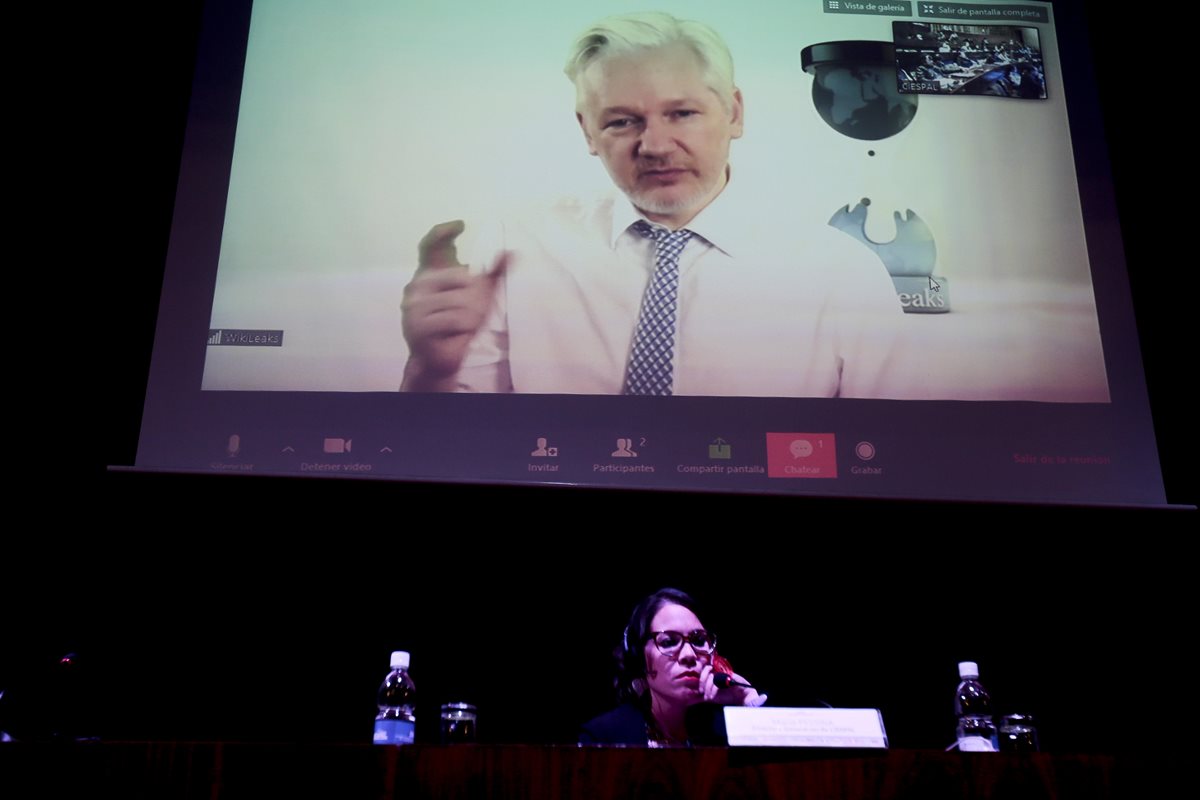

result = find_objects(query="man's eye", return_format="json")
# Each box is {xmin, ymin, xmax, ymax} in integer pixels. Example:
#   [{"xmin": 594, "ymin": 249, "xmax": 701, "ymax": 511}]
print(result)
[
  {"xmin": 605, "ymin": 118, "xmax": 635, "ymax": 130},
  {"xmin": 671, "ymin": 110, "xmax": 697, "ymax": 119}
]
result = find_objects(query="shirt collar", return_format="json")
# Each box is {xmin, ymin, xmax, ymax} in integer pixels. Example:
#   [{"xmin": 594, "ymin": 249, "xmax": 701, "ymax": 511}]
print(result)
[{"xmin": 607, "ymin": 165, "xmax": 751, "ymax": 258}]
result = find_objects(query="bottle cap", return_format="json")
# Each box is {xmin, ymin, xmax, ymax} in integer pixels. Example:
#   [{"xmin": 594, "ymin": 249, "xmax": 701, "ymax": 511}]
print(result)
[
  {"xmin": 390, "ymin": 650, "xmax": 411, "ymax": 669},
  {"xmin": 958, "ymin": 661, "xmax": 979, "ymax": 678}
]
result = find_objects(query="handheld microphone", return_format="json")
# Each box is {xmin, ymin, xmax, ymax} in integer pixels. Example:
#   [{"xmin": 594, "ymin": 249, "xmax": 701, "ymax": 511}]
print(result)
[{"xmin": 713, "ymin": 672, "xmax": 754, "ymax": 690}]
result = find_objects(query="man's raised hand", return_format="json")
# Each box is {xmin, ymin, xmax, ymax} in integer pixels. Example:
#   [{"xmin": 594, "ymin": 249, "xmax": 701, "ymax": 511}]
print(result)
[{"xmin": 400, "ymin": 220, "xmax": 507, "ymax": 391}]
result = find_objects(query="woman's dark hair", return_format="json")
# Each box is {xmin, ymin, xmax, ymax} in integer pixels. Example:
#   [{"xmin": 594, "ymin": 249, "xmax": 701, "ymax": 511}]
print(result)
[{"xmin": 614, "ymin": 587, "xmax": 704, "ymax": 705}]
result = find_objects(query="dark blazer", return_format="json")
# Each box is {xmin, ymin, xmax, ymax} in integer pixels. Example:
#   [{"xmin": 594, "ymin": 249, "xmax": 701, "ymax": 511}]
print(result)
[
  {"xmin": 578, "ymin": 703, "xmax": 648, "ymax": 745},
  {"xmin": 578, "ymin": 703, "xmax": 728, "ymax": 746}
]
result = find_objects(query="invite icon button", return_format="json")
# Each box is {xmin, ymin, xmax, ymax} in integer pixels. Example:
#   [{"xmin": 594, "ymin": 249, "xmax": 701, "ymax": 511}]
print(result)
[{"xmin": 766, "ymin": 433, "xmax": 838, "ymax": 478}]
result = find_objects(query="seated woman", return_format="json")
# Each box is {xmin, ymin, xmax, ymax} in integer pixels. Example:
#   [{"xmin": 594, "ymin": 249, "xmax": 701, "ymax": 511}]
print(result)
[{"xmin": 579, "ymin": 588, "xmax": 765, "ymax": 746}]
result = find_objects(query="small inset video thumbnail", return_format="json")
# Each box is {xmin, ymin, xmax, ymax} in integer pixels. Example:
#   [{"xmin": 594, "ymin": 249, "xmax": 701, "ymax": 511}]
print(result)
[{"xmin": 893, "ymin": 21, "xmax": 1047, "ymax": 99}]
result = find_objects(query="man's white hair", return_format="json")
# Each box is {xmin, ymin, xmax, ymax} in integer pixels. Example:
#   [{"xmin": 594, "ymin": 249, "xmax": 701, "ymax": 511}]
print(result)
[{"xmin": 564, "ymin": 11, "xmax": 736, "ymax": 110}]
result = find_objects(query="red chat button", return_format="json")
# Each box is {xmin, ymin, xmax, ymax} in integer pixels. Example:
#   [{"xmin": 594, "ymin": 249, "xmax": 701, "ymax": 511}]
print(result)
[{"xmin": 766, "ymin": 433, "xmax": 838, "ymax": 478}]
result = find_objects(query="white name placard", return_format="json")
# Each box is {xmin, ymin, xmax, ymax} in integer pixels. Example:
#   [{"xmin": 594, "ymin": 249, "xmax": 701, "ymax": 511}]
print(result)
[{"xmin": 724, "ymin": 707, "xmax": 888, "ymax": 748}]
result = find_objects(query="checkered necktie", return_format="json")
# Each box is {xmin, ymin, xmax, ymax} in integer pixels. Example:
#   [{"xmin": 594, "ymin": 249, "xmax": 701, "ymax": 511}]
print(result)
[{"xmin": 624, "ymin": 221, "xmax": 693, "ymax": 395}]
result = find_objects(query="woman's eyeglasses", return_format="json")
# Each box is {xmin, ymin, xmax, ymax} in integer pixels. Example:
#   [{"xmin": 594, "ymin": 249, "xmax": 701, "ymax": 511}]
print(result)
[{"xmin": 649, "ymin": 629, "xmax": 717, "ymax": 656}]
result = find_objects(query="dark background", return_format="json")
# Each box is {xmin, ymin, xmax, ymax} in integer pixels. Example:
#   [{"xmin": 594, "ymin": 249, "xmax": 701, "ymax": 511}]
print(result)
[{"xmin": 6, "ymin": 1, "xmax": 1191, "ymax": 752}]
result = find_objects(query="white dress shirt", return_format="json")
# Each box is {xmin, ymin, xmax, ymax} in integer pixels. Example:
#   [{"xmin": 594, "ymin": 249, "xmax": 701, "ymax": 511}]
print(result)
[{"xmin": 453, "ymin": 176, "xmax": 902, "ymax": 397}]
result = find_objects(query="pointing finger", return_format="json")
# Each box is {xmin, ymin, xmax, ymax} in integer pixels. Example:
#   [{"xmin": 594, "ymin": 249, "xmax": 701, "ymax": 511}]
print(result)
[{"xmin": 418, "ymin": 220, "xmax": 467, "ymax": 271}]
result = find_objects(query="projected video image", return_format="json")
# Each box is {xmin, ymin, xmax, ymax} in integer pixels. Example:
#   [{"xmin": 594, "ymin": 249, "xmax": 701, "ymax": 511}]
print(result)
[
  {"xmin": 201, "ymin": 0, "xmax": 1105, "ymax": 403},
  {"xmin": 894, "ymin": 21, "xmax": 1047, "ymax": 98}
]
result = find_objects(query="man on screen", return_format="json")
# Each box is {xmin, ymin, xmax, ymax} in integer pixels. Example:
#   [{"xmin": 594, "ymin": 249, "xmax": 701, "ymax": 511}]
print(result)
[{"xmin": 400, "ymin": 11, "xmax": 899, "ymax": 397}]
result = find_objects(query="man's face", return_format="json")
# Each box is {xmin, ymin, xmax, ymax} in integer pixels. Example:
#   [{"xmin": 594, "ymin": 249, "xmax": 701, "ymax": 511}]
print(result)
[{"xmin": 577, "ymin": 43, "xmax": 743, "ymax": 228}]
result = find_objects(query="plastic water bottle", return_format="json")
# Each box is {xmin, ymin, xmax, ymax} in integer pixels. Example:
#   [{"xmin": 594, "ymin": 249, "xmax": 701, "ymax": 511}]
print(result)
[
  {"xmin": 373, "ymin": 651, "xmax": 416, "ymax": 745},
  {"xmin": 954, "ymin": 661, "xmax": 998, "ymax": 751}
]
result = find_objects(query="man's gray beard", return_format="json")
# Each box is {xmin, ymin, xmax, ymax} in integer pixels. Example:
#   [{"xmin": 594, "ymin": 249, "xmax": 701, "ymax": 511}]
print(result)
[{"xmin": 626, "ymin": 177, "xmax": 721, "ymax": 218}]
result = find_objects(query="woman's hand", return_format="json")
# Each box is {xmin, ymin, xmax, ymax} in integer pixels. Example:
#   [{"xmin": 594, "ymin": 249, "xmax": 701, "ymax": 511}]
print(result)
[{"xmin": 698, "ymin": 663, "xmax": 765, "ymax": 706}]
